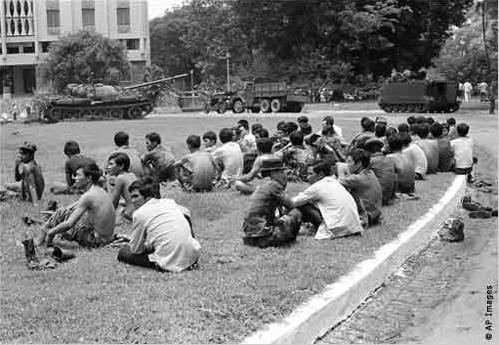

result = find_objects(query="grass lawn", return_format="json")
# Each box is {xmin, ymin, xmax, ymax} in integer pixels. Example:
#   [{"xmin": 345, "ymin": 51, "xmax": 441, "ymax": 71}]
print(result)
[{"xmin": 0, "ymin": 109, "xmax": 489, "ymax": 343}]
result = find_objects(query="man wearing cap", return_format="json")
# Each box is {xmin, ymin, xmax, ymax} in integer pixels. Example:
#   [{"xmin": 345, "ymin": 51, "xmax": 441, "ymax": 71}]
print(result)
[
  {"xmin": 1, "ymin": 141, "xmax": 45, "ymax": 203},
  {"xmin": 241, "ymin": 158, "xmax": 302, "ymax": 248}
]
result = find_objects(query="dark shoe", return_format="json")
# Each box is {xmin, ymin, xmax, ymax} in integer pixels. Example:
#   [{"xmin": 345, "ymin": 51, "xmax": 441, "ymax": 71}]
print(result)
[
  {"xmin": 469, "ymin": 210, "xmax": 492, "ymax": 219},
  {"xmin": 22, "ymin": 238, "xmax": 39, "ymax": 264},
  {"xmin": 47, "ymin": 200, "xmax": 58, "ymax": 212},
  {"xmin": 48, "ymin": 246, "xmax": 76, "ymax": 262},
  {"xmin": 461, "ymin": 196, "xmax": 484, "ymax": 212}
]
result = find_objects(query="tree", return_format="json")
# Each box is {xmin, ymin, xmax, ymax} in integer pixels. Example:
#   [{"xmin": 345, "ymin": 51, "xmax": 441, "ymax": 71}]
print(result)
[
  {"xmin": 150, "ymin": 0, "xmax": 475, "ymax": 88},
  {"xmin": 38, "ymin": 31, "xmax": 129, "ymax": 92},
  {"xmin": 433, "ymin": 10, "xmax": 498, "ymax": 84}
]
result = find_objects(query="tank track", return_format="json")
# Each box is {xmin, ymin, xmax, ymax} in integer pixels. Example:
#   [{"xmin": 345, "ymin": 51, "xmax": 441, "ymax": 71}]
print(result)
[
  {"xmin": 46, "ymin": 101, "xmax": 153, "ymax": 121},
  {"xmin": 378, "ymin": 103, "xmax": 459, "ymax": 113}
]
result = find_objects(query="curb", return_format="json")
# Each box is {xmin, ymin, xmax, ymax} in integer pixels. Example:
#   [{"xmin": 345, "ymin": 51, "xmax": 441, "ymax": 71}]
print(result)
[{"xmin": 242, "ymin": 175, "xmax": 467, "ymax": 345}]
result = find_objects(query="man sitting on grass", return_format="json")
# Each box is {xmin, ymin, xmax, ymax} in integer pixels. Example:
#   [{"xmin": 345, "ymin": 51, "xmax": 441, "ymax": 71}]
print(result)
[
  {"xmin": 175, "ymin": 135, "xmax": 219, "ymax": 192},
  {"xmin": 107, "ymin": 152, "xmax": 137, "ymax": 221},
  {"xmin": 401, "ymin": 131, "xmax": 427, "ymax": 180},
  {"xmin": 288, "ymin": 161, "xmax": 363, "ymax": 240},
  {"xmin": 1, "ymin": 141, "xmax": 45, "ymax": 203},
  {"xmin": 235, "ymin": 138, "xmax": 279, "ymax": 194},
  {"xmin": 50, "ymin": 141, "xmax": 98, "ymax": 195},
  {"xmin": 340, "ymin": 149, "xmax": 383, "ymax": 227},
  {"xmin": 117, "ymin": 177, "xmax": 201, "ymax": 272},
  {"xmin": 36, "ymin": 163, "xmax": 115, "ymax": 248},
  {"xmin": 450, "ymin": 122, "xmax": 474, "ymax": 176},
  {"xmin": 278, "ymin": 131, "xmax": 314, "ymax": 182},
  {"xmin": 364, "ymin": 138, "xmax": 397, "ymax": 206},
  {"xmin": 112, "ymin": 131, "xmax": 144, "ymax": 178},
  {"xmin": 241, "ymin": 158, "xmax": 302, "ymax": 248},
  {"xmin": 414, "ymin": 123, "xmax": 439, "ymax": 174},
  {"xmin": 430, "ymin": 122, "xmax": 454, "ymax": 173},
  {"xmin": 141, "ymin": 132, "xmax": 176, "ymax": 183},
  {"xmin": 202, "ymin": 131, "xmax": 218, "ymax": 153},
  {"xmin": 386, "ymin": 133, "xmax": 418, "ymax": 199},
  {"xmin": 212, "ymin": 127, "xmax": 244, "ymax": 188}
]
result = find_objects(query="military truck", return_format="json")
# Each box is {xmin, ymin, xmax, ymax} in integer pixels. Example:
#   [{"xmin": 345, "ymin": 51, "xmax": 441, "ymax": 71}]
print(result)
[
  {"xmin": 378, "ymin": 79, "xmax": 460, "ymax": 113},
  {"xmin": 206, "ymin": 78, "xmax": 309, "ymax": 114},
  {"xmin": 240, "ymin": 78, "xmax": 309, "ymax": 113}
]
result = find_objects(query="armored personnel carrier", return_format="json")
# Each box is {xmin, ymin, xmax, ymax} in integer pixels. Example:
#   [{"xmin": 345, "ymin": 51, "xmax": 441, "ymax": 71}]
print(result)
[
  {"xmin": 44, "ymin": 83, "xmax": 154, "ymax": 121},
  {"xmin": 378, "ymin": 79, "xmax": 460, "ymax": 113}
]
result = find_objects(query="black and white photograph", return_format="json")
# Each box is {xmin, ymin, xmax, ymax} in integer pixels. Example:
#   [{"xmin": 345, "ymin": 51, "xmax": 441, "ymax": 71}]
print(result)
[{"xmin": 0, "ymin": 0, "xmax": 497, "ymax": 343}]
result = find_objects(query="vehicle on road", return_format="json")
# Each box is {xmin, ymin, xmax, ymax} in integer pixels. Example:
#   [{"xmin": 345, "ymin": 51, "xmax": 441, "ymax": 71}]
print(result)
[
  {"xmin": 378, "ymin": 79, "xmax": 460, "ymax": 113},
  {"xmin": 43, "ymin": 83, "xmax": 153, "ymax": 121},
  {"xmin": 206, "ymin": 78, "xmax": 310, "ymax": 114}
]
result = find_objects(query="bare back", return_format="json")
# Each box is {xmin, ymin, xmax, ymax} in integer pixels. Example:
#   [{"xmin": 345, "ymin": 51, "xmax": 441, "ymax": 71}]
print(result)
[{"xmin": 80, "ymin": 185, "xmax": 115, "ymax": 241}]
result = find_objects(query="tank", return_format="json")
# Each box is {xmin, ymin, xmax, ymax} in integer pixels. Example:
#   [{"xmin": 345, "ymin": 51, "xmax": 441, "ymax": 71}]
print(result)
[
  {"xmin": 44, "ymin": 83, "xmax": 154, "ymax": 121},
  {"xmin": 378, "ymin": 80, "xmax": 460, "ymax": 113}
]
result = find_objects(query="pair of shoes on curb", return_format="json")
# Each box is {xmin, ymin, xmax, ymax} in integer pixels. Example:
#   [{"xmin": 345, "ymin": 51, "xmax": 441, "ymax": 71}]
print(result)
[
  {"xmin": 469, "ymin": 209, "xmax": 499, "ymax": 219},
  {"xmin": 438, "ymin": 217, "xmax": 465, "ymax": 242}
]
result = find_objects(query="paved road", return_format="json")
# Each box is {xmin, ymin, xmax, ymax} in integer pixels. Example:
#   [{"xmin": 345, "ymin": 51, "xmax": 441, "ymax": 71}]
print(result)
[{"xmin": 316, "ymin": 187, "xmax": 497, "ymax": 344}]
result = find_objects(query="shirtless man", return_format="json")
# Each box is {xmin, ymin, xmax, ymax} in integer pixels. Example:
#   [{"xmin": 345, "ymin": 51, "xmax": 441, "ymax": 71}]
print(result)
[
  {"xmin": 36, "ymin": 163, "xmax": 115, "ymax": 248},
  {"xmin": 107, "ymin": 152, "xmax": 137, "ymax": 220},
  {"xmin": 235, "ymin": 138, "xmax": 279, "ymax": 194},
  {"xmin": 2, "ymin": 141, "xmax": 44, "ymax": 204}
]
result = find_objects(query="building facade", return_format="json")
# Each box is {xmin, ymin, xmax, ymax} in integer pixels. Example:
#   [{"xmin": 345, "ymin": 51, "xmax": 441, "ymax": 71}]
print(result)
[{"xmin": 0, "ymin": 0, "xmax": 150, "ymax": 96}]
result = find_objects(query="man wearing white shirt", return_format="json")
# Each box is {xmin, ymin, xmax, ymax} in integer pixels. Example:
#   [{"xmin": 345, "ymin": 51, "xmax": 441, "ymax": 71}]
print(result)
[
  {"xmin": 288, "ymin": 161, "xmax": 363, "ymax": 240},
  {"xmin": 118, "ymin": 177, "xmax": 200, "ymax": 272},
  {"xmin": 212, "ymin": 127, "xmax": 244, "ymax": 185}
]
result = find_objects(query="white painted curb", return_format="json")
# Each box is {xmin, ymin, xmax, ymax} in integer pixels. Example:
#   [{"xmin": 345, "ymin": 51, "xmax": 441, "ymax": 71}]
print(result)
[{"xmin": 242, "ymin": 175, "xmax": 467, "ymax": 345}]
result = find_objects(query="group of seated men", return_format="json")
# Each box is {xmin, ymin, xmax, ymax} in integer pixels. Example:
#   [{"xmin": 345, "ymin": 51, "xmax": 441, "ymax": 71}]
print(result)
[{"xmin": 1, "ymin": 114, "xmax": 475, "ymax": 272}]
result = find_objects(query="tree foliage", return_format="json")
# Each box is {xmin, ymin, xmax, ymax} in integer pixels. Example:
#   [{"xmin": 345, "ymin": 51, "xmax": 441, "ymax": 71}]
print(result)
[
  {"xmin": 38, "ymin": 31, "xmax": 129, "ymax": 92},
  {"xmin": 433, "ymin": 6, "xmax": 498, "ymax": 84},
  {"xmin": 150, "ymin": 0, "xmax": 476, "ymax": 88}
]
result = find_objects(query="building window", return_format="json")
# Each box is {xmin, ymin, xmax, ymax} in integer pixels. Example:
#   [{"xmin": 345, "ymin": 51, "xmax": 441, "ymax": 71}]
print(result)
[
  {"xmin": 126, "ymin": 39, "xmax": 140, "ymax": 50},
  {"xmin": 82, "ymin": 0, "xmax": 95, "ymax": 31},
  {"xmin": 117, "ymin": 0, "xmax": 130, "ymax": 33},
  {"xmin": 6, "ymin": 44, "xmax": 20, "ymax": 54},
  {"xmin": 22, "ymin": 42, "xmax": 35, "ymax": 53},
  {"xmin": 46, "ymin": 9, "xmax": 60, "ymax": 34},
  {"xmin": 82, "ymin": 9, "xmax": 95, "ymax": 30}
]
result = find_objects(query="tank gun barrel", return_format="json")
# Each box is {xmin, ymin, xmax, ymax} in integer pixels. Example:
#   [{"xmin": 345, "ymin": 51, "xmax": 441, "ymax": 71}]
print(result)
[{"xmin": 123, "ymin": 73, "xmax": 189, "ymax": 90}]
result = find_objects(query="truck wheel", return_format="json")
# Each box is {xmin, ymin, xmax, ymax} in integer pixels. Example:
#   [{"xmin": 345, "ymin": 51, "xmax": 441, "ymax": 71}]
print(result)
[
  {"xmin": 260, "ymin": 99, "xmax": 271, "ymax": 113},
  {"xmin": 232, "ymin": 99, "xmax": 244, "ymax": 113},
  {"xmin": 270, "ymin": 99, "xmax": 281, "ymax": 112}
]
